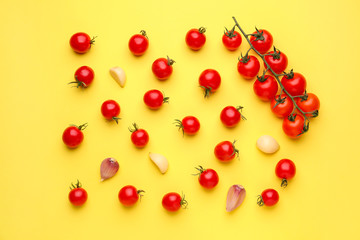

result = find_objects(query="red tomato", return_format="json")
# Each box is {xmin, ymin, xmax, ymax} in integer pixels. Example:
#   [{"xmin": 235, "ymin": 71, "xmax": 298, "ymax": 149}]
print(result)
[
  {"xmin": 152, "ymin": 56, "xmax": 175, "ymax": 80},
  {"xmin": 264, "ymin": 48, "xmax": 288, "ymax": 74},
  {"xmin": 249, "ymin": 29, "xmax": 273, "ymax": 54},
  {"xmin": 129, "ymin": 123, "xmax": 149, "ymax": 148},
  {"xmin": 128, "ymin": 30, "xmax": 149, "ymax": 56},
  {"xmin": 214, "ymin": 141, "xmax": 238, "ymax": 162},
  {"xmin": 101, "ymin": 100, "xmax": 121, "ymax": 124},
  {"xmin": 282, "ymin": 114, "xmax": 306, "ymax": 138},
  {"xmin": 295, "ymin": 93, "xmax": 320, "ymax": 117},
  {"xmin": 194, "ymin": 166, "xmax": 219, "ymax": 189},
  {"xmin": 62, "ymin": 123, "xmax": 87, "ymax": 148},
  {"xmin": 222, "ymin": 27, "xmax": 242, "ymax": 51},
  {"xmin": 281, "ymin": 71, "xmax": 307, "ymax": 96},
  {"xmin": 69, "ymin": 32, "xmax": 95, "ymax": 54},
  {"xmin": 174, "ymin": 116, "xmax": 200, "ymax": 136},
  {"xmin": 118, "ymin": 185, "xmax": 144, "ymax": 207},
  {"xmin": 253, "ymin": 75, "xmax": 279, "ymax": 101},
  {"xmin": 258, "ymin": 189, "xmax": 279, "ymax": 206},
  {"xmin": 275, "ymin": 159, "xmax": 296, "ymax": 187},
  {"xmin": 185, "ymin": 27, "xmax": 206, "ymax": 50},
  {"xmin": 69, "ymin": 66, "xmax": 94, "ymax": 88},
  {"xmin": 162, "ymin": 192, "xmax": 187, "ymax": 212},
  {"xmin": 237, "ymin": 55, "xmax": 260, "ymax": 80},
  {"xmin": 143, "ymin": 89, "xmax": 169, "ymax": 110},
  {"xmin": 68, "ymin": 180, "xmax": 88, "ymax": 206},
  {"xmin": 270, "ymin": 94, "xmax": 294, "ymax": 118},
  {"xmin": 199, "ymin": 69, "xmax": 221, "ymax": 97},
  {"xmin": 220, "ymin": 106, "xmax": 246, "ymax": 127}
]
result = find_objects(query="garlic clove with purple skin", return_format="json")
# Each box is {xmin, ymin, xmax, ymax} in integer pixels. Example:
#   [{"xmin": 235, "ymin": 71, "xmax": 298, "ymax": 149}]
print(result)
[
  {"xmin": 100, "ymin": 157, "xmax": 119, "ymax": 181},
  {"xmin": 226, "ymin": 185, "xmax": 246, "ymax": 212}
]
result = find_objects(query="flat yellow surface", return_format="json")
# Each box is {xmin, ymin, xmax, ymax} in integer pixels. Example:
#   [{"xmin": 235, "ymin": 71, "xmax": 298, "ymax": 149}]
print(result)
[{"xmin": 1, "ymin": 0, "xmax": 359, "ymax": 239}]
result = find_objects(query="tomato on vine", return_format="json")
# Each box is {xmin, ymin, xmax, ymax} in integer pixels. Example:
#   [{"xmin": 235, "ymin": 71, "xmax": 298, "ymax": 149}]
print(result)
[
  {"xmin": 237, "ymin": 54, "xmax": 260, "ymax": 80},
  {"xmin": 128, "ymin": 30, "xmax": 149, "ymax": 56},
  {"xmin": 69, "ymin": 32, "xmax": 96, "ymax": 54},
  {"xmin": 253, "ymin": 75, "xmax": 278, "ymax": 101},
  {"xmin": 143, "ymin": 89, "xmax": 169, "ymax": 110},
  {"xmin": 162, "ymin": 192, "xmax": 188, "ymax": 212},
  {"xmin": 282, "ymin": 114, "xmax": 307, "ymax": 138},
  {"xmin": 220, "ymin": 106, "xmax": 246, "ymax": 127},
  {"xmin": 295, "ymin": 92, "xmax": 320, "ymax": 117},
  {"xmin": 249, "ymin": 28, "xmax": 273, "ymax": 54},
  {"xmin": 101, "ymin": 100, "xmax": 121, "ymax": 124},
  {"xmin": 222, "ymin": 26, "xmax": 242, "ymax": 51},
  {"xmin": 69, "ymin": 66, "xmax": 94, "ymax": 88},
  {"xmin": 129, "ymin": 123, "xmax": 149, "ymax": 148},
  {"xmin": 275, "ymin": 159, "xmax": 296, "ymax": 187},
  {"xmin": 270, "ymin": 94, "xmax": 294, "ymax": 118},
  {"xmin": 62, "ymin": 123, "xmax": 87, "ymax": 148},
  {"xmin": 118, "ymin": 185, "xmax": 145, "ymax": 207},
  {"xmin": 281, "ymin": 70, "xmax": 307, "ymax": 96},
  {"xmin": 214, "ymin": 140, "xmax": 239, "ymax": 162},
  {"xmin": 185, "ymin": 27, "xmax": 206, "ymax": 50},
  {"xmin": 193, "ymin": 166, "xmax": 219, "ymax": 189},
  {"xmin": 199, "ymin": 69, "xmax": 221, "ymax": 97},
  {"xmin": 264, "ymin": 47, "xmax": 288, "ymax": 74},
  {"xmin": 68, "ymin": 180, "xmax": 88, "ymax": 206},
  {"xmin": 257, "ymin": 189, "xmax": 279, "ymax": 207},
  {"xmin": 174, "ymin": 116, "xmax": 200, "ymax": 136},
  {"xmin": 152, "ymin": 56, "xmax": 175, "ymax": 80}
]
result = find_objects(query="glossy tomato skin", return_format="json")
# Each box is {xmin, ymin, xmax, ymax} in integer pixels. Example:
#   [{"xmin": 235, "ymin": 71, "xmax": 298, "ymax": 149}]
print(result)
[
  {"xmin": 185, "ymin": 28, "xmax": 206, "ymax": 50},
  {"xmin": 282, "ymin": 114, "xmax": 305, "ymax": 138},
  {"xmin": 249, "ymin": 29, "xmax": 273, "ymax": 54},
  {"xmin": 152, "ymin": 58, "xmax": 173, "ymax": 80},
  {"xmin": 101, "ymin": 100, "xmax": 120, "ymax": 120},
  {"xmin": 69, "ymin": 188, "xmax": 88, "ymax": 206},
  {"xmin": 222, "ymin": 30, "xmax": 242, "ymax": 51},
  {"xmin": 143, "ymin": 90, "xmax": 166, "ymax": 110},
  {"xmin": 270, "ymin": 94, "xmax": 294, "ymax": 118},
  {"xmin": 74, "ymin": 66, "xmax": 94, "ymax": 87},
  {"xmin": 70, "ymin": 32, "xmax": 93, "ymax": 54},
  {"xmin": 199, "ymin": 69, "xmax": 221, "ymax": 96},
  {"xmin": 131, "ymin": 129, "xmax": 149, "ymax": 148},
  {"xmin": 237, "ymin": 55, "xmax": 260, "ymax": 80},
  {"xmin": 253, "ymin": 75, "xmax": 278, "ymax": 101},
  {"xmin": 220, "ymin": 106, "xmax": 242, "ymax": 127},
  {"xmin": 281, "ymin": 72, "xmax": 307, "ymax": 96},
  {"xmin": 118, "ymin": 185, "xmax": 140, "ymax": 206},
  {"xmin": 261, "ymin": 189, "xmax": 279, "ymax": 206},
  {"xmin": 182, "ymin": 116, "xmax": 200, "ymax": 135},
  {"xmin": 275, "ymin": 159, "xmax": 296, "ymax": 180},
  {"xmin": 295, "ymin": 93, "xmax": 320, "ymax": 117},
  {"xmin": 128, "ymin": 32, "xmax": 149, "ymax": 56},
  {"xmin": 214, "ymin": 141, "xmax": 236, "ymax": 162},
  {"xmin": 198, "ymin": 168, "xmax": 219, "ymax": 189},
  {"xmin": 162, "ymin": 192, "xmax": 182, "ymax": 212},
  {"xmin": 264, "ymin": 51, "xmax": 288, "ymax": 74},
  {"xmin": 62, "ymin": 126, "xmax": 84, "ymax": 148}
]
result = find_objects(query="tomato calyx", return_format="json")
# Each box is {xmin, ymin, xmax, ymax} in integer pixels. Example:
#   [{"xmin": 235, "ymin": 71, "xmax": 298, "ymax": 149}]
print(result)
[
  {"xmin": 90, "ymin": 36, "xmax": 97, "ymax": 45},
  {"xmin": 269, "ymin": 46, "xmax": 281, "ymax": 60},
  {"xmin": 174, "ymin": 119, "xmax": 185, "ymax": 136},
  {"xmin": 112, "ymin": 117, "xmax": 121, "ymax": 124},
  {"xmin": 250, "ymin": 27, "xmax": 265, "ymax": 41},
  {"xmin": 199, "ymin": 86, "xmax": 213, "ymax": 98},
  {"xmin": 281, "ymin": 178, "xmax": 288, "ymax": 188},
  {"xmin": 71, "ymin": 123, "xmax": 88, "ymax": 131},
  {"xmin": 163, "ymin": 96, "xmax": 170, "ymax": 104},
  {"xmin": 257, "ymin": 195, "xmax": 264, "ymax": 206},
  {"xmin": 198, "ymin": 27, "xmax": 206, "ymax": 34},
  {"xmin": 224, "ymin": 26, "xmax": 237, "ymax": 38},
  {"xmin": 166, "ymin": 56, "xmax": 176, "ymax": 66},
  {"xmin": 236, "ymin": 106, "xmax": 247, "ymax": 120},
  {"xmin": 238, "ymin": 52, "xmax": 250, "ymax": 64},
  {"xmin": 283, "ymin": 69, "xmax": 295, "ymax": 79},
  {"xmin": 69, "ymin": 179, "xmax": 82, "ymax": 190},
  {"xmin": 272, "ymin": 95, "xmax": 287, "ymax": 109},
  {"xmin": 231, "ymin": 140, "xmax": 240, "ymax": 159},
  {"xmin": 192, "ymin": 165, "xmax": 206, "ymax": 176},
  {"xmin": 137, "ymin": 189, "xmax": 145, "ymax": 201},
  {"xmin": 68, "ymin": 76, "xmax": 87, "ymax": 88},
  {"xmin": 180, "ymin": 193, "xmax": 188, "ymax": 209},
  {"xmin": 128, "ymin": 123, "xmax": 140, "ymax": 133},
  {"xmin": 140, "ymin": 30, "xmax": 148, "ymax": 39},
  {"xmin": 256, "ymin": 74, "xmax": 269, "ymax": 83}
]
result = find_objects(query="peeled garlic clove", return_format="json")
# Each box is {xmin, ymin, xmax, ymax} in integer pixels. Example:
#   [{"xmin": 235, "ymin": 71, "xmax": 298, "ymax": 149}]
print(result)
[
  {"xmin": 226, "ymin": 185, "xmax": 246, "ymax": 212},
  {"xmin": 256, "ymin": 135, "xmax": 280, "ymax": 154},
  {"xmin": 100, "ymin": 157, "xmax": 119, "ymax": 181},
  {"xmin": 109, "ymin": 67, "xmax": 126, "ymax": 87},
  {"xmin": 149, "ymin": 152, "xmax": 168, "ymax": 174}
]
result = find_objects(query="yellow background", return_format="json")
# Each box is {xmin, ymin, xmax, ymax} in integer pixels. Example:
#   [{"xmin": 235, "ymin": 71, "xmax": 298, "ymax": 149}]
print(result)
[{"xmin": 1, "ymin": 0, "xmax": 359, "ymax": 239}]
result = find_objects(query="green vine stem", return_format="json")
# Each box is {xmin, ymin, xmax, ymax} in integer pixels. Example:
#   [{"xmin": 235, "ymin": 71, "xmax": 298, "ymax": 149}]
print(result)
[{"xmin": 232, "ymin": 16, "xmax": 316, "ymax": 135}]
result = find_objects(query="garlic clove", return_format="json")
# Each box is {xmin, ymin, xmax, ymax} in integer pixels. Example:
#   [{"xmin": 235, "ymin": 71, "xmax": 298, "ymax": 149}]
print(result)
[
  {"xmin": 100, "ymin": 157, "xmax": 119, "ymax": 181},
  {"xmin": 109, "ymin": 67, "xmax": 126, "ymax": 87},
  {"xmin": 226, "ymin": 185, "xmax": 246, "ymax": 212},
  {"xmin": 149, "ymin": 152, "xmax": 168, "ymax": 174},
  {"xmin": 256, "ymin": 135, "xmax": 280, "ymax": 154}
]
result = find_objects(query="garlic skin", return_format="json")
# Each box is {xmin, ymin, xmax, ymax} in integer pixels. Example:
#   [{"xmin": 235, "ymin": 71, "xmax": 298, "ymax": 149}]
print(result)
[
  {"xmin": 149, "ymin": 152, "xmax": 168, "ymax": 174},
  {"xmin": 256, "ymin": 135, "xmax": 280, "ymax": 154},
  {"xmin": 226, "ymin": 185, "xmax": 246, "ymax": 212},
  {"xmin": 100, "ymin": 157, "xmax": 119, "ymax": 181},
  {"xmin": 109, "ymin": 67, "xmax": 126, "ymax": 87}
]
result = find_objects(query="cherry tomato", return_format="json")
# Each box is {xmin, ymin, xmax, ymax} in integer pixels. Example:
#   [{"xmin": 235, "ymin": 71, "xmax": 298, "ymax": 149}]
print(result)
[
  {"xmin": 69, "ymin": 66, "xmax": 94, "ymax": 88},
  {"xmin": 69, "ymin": 32, "xmax": 95, "ymax": 54},
  {"xmin": 264, "ymin": 48, "xmax": 288, "ymax": 74},
  {"xmin": 199, "ymin": 69, "xmax": 221, "ymax": 97},
  {"xmin": 253, "ymin": 75, "xmax": 279, "ymax": 101},
  {"xmin": 249, "ymin": 29, "xmax": 273, "ymax": 54},
  {"xmin": 162, "ymin": 192, "xmax": 187, "ymax": 212},
  {"xmin": 62, "ymin": 123, "xmax": 87, "ymax": 148},
  {"xmin": 143, "ymin": 89, "xmax": 169, "ymax": 110},
  {"xmin": 295, "ymin": 93, "xmax": 320, "ymax": 117},
  {"xmin": 220, "ymin": 106, "xmax": 246, "ymax": 127},
  {"xmin": 257, "ymin": 189, "xmax": 279, "ymax": 206},
  {"xmin": 281, "ymin": 70, "xmax": 307, "ymax": 96},
  {"xmin": 129, "ymin": 123, "xmax": 149, "ymax": 148},
  {"xmin": 118, "ymin": 185, "xmax": 144, "ymax": 207},
  {"xmin": 68, "ymin": 180, "xmax": 88, "ymax": 206},
  {"xmin": 101, "ymin": 100, "xmax": 121, "ymax": 124},
  {"xmin": 222, "ymin": 27, "xmax": 242, "ymax": 51},
  {"xmin": 185, "ymin": 27, "xmax": 206, "ymax": 50},
  {"xmin": 194, "ymin": 166, "xmax": 219, "ymax": 189},
  {"xmin": 237, "ymin": 55, "xmax": 260, "ymax": 80},
  {"xmin": 128, "ymin": 30, "xmax": 149, "ymax": 56},
  {"xmin": 174, "ymin": 116, "xmax": 200, "ymax": 136},
  {"xmin": 270, "ymin": 94, "xmax": 294, "ymax": 118},
  {"xmin": 152, "ymin": 56, "xmax": 175, "ymax": 80},
  {"xmin": 214, "ymin": 140, "xmax": 238, "ymax": 162},
  {"xmin": 275, "ymin": 159, "xmax": 296, "ymax": 187},
  {"xmin": 282, "ymin": 114, "xmax": 306, "ymax": 138}
]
